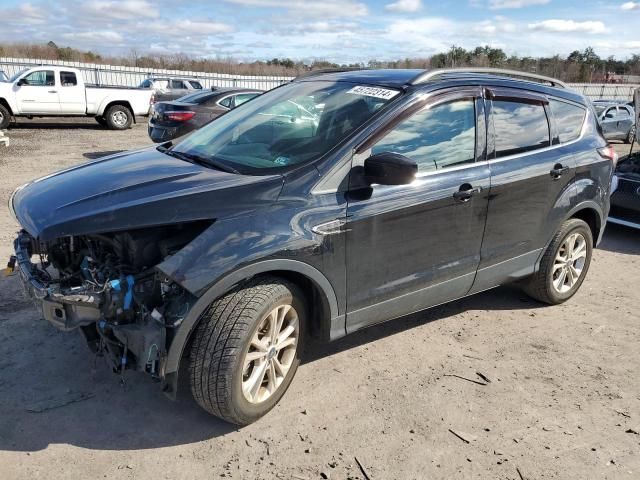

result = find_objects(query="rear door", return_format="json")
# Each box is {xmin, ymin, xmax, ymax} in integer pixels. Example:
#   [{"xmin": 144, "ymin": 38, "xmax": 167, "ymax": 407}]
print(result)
[
  {"xmin": 14, "ymin": 69, "xmax": 60, "ymax": 114},
  {"xmin": 345, "ymin": 88, "xmax": 490, "ymax": 332},
  {"xmin": 471, "ymin": 88, "xmax": 580, "ymax": 292},
  {"xmin": 57, "ymin": 71, "xmax": 85, "ymax": 114},
  {"xmin": 616, "ymin": 106, "xmax": 634, "ymax": 139}
]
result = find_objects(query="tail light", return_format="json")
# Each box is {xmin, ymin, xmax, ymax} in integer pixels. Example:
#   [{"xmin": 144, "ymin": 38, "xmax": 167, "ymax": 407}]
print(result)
[
  {"xmin": 165, "ymin": 111, "xmax": 196, "ymax": 122},
  {"xmin": 597, "ymin": 145, "xmax": 618, "ymax": 166},
  {"xmin": 149, "ymin": 92, "xmax": 155, "ymax": 105}
]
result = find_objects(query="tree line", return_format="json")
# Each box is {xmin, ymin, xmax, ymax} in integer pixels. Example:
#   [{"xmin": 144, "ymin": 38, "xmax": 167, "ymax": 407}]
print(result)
[{"xmin": 1, "ymin": 42, "xmax": 639, "ymax": 82}]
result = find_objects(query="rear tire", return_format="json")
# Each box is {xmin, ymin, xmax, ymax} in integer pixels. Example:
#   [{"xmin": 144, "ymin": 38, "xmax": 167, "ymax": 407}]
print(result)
[
  {"xmin": 523, "ymin": 218, "xmax": 593, "ymax": 305},
  {"xmin": 189, "ymin": 276, "xmax": 305, "ymax": 425},
  {"xmin": 104, "ymin": 105, "xmax": 133, "ymax": 130},
  {"xmin": 0, "ymin": 104, "xmax": 11, "ymax": 129},
  {"xmin": 626, "ymin": 125, "xmax": 636, "ymax": 144}
]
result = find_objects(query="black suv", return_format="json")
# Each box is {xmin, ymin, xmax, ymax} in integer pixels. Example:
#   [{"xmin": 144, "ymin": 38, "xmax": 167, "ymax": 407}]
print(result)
[{"xmin": 9, "ymin": 68, "xmax": 615, "ymax": 425}]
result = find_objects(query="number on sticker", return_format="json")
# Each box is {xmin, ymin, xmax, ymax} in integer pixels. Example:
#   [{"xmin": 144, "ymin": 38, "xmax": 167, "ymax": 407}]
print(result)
[{"xmin": 346, "ymin": 86, "xmax": 400, "ymax": 100}]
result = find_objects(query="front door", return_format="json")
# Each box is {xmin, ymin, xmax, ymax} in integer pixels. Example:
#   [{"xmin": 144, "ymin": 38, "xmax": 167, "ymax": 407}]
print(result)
[
  {"xmin": 345, "ymin": 88, "xmax": 490, "ymax": 333},
  {"xmin": 600, "ymin": 106, "xmax": 620, "ymax": 139},
  {"xmin": 14, "ymin": 69, "xmax": 60, "ymax": 114}
]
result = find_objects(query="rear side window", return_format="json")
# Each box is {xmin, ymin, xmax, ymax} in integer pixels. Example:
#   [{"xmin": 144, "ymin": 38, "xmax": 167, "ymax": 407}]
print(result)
[
  {"xmin": 372, "ymin": 98, "xmax": 476, "ymax": 173},
  {"xmin": 218, "ymin": 96, "xmax": 233, "ymax": 108},
  {"xmin": 60, "ymin": 71, "xmax": 77, "ymax": 87},
  {"xmin": 170, "ymin": 79, "xmax": 186, "ymax": 89},
  {"xmin": 189, "ymin": 81, "xmax": 203, "ymax": 89},
  {"xmin": 233, "ymin": 93, "xmax": 260, "ymax": 107},
  {"xmin": 493, "ymin": 100, "xmax": 550, "ymax": 158},
  {"xmin": 617, "ymin": 107, "xmax": 631, "ymax": 118},
  {"xmin": 549, "ymin": 99, "xmax": 585, "ymax": 143}
]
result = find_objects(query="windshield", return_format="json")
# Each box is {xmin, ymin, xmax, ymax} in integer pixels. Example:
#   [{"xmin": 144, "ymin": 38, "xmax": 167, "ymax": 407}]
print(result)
[
  {"xmin": 171, "ymin": 81, "xmax": 400, "ymax": 173},
  {"xmin": 9, "ymin": 69, "xmax": 28, "ymax": 83}
]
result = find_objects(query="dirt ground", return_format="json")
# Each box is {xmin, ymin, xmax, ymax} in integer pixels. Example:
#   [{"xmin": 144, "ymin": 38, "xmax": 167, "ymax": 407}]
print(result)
[{"xmin": 0, "ymin": 119, "xmax": 639, "ymax": 480}]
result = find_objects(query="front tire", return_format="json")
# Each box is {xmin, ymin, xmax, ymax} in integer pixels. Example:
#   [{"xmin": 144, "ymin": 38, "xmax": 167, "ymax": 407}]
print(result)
[
  {"xmin": 189, "ymin": 276, "xmax": 305, "ymax": 425},
  {"xmin": 0, "ymin": 104, "xmax": 11, "ymax": 129},
  {"xmin": 523, "ymin": 218, "xmax": 593, "ymax": 304},
  {"xmin": 95, "ymin": 116, "xmax": 107, "ymax": 127},
  {"xmin": 104, "ymin": 105, "xmax": 133, "ymax": 130}
]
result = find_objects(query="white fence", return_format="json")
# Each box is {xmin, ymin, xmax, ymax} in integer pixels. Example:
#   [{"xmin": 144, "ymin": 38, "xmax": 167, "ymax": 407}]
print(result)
[
  {"xmin": 1, "ymin": 57, "xmax": 638, "ymax": 100},
  {"xmin": 0, "ymin": 57, "xmax": 293, "ymax": 90},
  {"xmin": 569, "ymin": 83, "xmax": 639, "ymax": 102}
]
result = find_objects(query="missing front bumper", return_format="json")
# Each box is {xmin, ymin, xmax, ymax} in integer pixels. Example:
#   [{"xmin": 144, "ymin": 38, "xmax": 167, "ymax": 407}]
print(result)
[{"xmin": 13, "ymin": 232, "xmax": 101, "ymax": 331}]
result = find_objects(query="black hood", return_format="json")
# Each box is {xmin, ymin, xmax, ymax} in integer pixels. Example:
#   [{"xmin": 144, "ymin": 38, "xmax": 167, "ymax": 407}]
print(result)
[{"xmin": 12, "ymin": 147, "xmax": 284, "ymax": 240}]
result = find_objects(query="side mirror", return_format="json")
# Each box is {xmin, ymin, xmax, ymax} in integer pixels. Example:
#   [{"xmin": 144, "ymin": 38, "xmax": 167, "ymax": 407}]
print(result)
[
  {"xmin": 16, "ymin": 78, "xmax": 27, "ymax": 86},
  {"xmin": 364, "ymin": 152, "xmax": 417, "ymax": 186}
]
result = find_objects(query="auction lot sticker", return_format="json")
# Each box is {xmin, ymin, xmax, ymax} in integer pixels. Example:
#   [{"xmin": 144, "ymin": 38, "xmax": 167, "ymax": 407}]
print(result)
[{"xmin": 346, "ymin": 85, "xmax": 400, "ymax": 100}]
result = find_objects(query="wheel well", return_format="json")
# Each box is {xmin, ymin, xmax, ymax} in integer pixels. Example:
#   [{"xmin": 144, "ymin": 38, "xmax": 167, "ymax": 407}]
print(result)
[
  {"xmin": 571, "ymin": 208, "xmax": 600, "ymax": 241},
  {"xmin": 181, "ymin": 270, "xmax": 332, "ymax": 361},
  {"xmin": 0, "ymin": 98, "xmax": 13, "ymax": 115},
  {"xmin": 257, "ymin": 270, "xmax": 331, "ymax": 341},
  {"xmin": 103, "ymin": 101, "xmax": 133, "ymax": 117}
]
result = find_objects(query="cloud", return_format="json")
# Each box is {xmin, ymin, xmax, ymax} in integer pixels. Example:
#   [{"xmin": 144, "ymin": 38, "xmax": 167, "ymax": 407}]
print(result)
[
  {"xmin": 528, "ymin": 19, "xmax": 607, "ymax": 34},
  {"xmin": 489, "ymin": 0, "xmax": 550, "ymax": 8},
  {"xmin": 474, "ymin": 18, "xmax": 517, "ymax": 34},
  {"xmin": 621, "ymin": 2, "xmax": 640, "ymax": 10},
  {"xmin": 0, "ymin": 2, "xmax": 49, "ymax": 25},
  {"xmin": 385, "ymin": 0, "xmax": 422, "ymax": 13},
  {"xmin": 61, "ymin": 31, "xmax": 124, "ymax": 43},
  {"xmin": 222, "ymin": 0, "xmax": 368, "ymax": 18},
  {"xmin": 82, "ymin": 0, "xmax": 159, "ymax": 20}
]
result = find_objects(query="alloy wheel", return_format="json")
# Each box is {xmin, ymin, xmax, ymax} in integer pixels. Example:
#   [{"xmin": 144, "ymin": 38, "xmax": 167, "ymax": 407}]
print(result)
[
  {"xmin": 241, "ymin": 304, "xmax": 299, "ymax": 404},
  {"xmin": 112, "ymin": 110, "xmax": 128, "ymax": 127},
  {"xmin": 552, "ymin": 232, "xmax": 587, "ymax": 293}
]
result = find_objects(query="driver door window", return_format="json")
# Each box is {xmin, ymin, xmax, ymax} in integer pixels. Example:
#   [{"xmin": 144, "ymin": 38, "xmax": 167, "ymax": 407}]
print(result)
[
  {"xmin": 372, "ymin": 99, "xmax": 476, "ymax": 174},
  {"xmin": 23, "ymin": 70, "xmax": 55, "ymax": 86}
]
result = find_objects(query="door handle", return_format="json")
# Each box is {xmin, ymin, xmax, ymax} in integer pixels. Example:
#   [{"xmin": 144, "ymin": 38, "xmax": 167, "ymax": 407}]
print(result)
[
  {"xmin": 550, "ymin": 164, "xmax": 570, "ymax": 179},
  {"xmin": 48, "ymin": 90, "xmax": 57, "ymax": 94},
  {"xmin": 453, "ymin": 184, "xmax": 482, "ymax": 202}
]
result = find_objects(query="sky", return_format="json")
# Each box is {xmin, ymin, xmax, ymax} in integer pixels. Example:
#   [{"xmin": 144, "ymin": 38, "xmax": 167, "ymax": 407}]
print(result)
[{"xmin": 0, "ymin": 0, "xmax": 639, "ymax": 63}]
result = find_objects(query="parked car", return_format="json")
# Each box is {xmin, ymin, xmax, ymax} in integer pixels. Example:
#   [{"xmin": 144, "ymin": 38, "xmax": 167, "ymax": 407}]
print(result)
[
  {"xmin": 609, "ymin": 152, "xmax": 640, "ymax": 229},
  {"xmin": 593, "ymin": 101, "xmax": 636, "ymax": 143},
  {"xmin": 9, "ymin": 68, "xmax": 614, "ymax": 425},
  {"xmin": 0, "ymin": 66, "xmax": 152, "ymax": 130},
  {"xmin": 148, "ymin": 88, "xmax": 262, "ymax": 142},
  {"xmin": 140, "ymin": 77, "xmax": 205, "ymax": 103}
]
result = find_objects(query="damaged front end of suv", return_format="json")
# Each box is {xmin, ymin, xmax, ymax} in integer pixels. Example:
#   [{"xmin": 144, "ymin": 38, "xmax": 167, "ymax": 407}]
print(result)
[
  {"xmin": 13, "ymin": 224, "xmax": 205, "ymax": 378},
  {"xmin": 8, "ymin": 146, "xmax": 285, "ymax": 395}
]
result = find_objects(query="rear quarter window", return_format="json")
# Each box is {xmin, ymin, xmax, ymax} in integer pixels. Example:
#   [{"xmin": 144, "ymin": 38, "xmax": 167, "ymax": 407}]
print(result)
[
  {"xmin": 549, "ymin": 99, "xmax": 586, "ymax": 144},
  {"xmin": 493, "ymin": 100, "xmax": 550, "ymax": 158}
]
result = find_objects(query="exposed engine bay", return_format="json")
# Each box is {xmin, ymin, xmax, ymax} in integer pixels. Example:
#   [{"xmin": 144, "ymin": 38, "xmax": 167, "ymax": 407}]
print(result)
[{"xmin": 13, "ymin": 222, "xmax": 209, "ymax": 378}]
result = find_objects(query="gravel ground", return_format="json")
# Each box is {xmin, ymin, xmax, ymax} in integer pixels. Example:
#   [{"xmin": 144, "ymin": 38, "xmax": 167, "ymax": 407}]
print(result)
[{"xmin": 0, "ymin": 119, "xmax": 639, "ymax": 480}]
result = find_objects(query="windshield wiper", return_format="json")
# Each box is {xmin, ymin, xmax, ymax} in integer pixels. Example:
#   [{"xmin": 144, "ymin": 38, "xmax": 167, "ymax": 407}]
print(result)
[{"xmin": 161, "ymin": 149, "xmax": 240, "ymax": 174}]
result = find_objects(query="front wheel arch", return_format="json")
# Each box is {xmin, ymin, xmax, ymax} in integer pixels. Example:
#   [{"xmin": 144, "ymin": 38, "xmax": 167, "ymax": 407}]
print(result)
[{"xmin": 162, "ymin": 260, "xmax": 340, "ymax": 397}]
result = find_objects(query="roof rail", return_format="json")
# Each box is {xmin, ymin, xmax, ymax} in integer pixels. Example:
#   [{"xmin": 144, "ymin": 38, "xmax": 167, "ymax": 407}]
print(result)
[
  {"xmin": 293, "ymin": 67, "xmax": 366, "ymax": 81},
  {"xmin": 409, "ymin": 68, "xmax": 568, "ymax": 89}
]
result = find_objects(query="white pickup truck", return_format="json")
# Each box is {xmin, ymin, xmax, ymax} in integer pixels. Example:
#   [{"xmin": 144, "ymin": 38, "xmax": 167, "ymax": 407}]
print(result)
[{"xmin": 0, "ymin": 66, "xmax": 152, "ymax": 130}]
